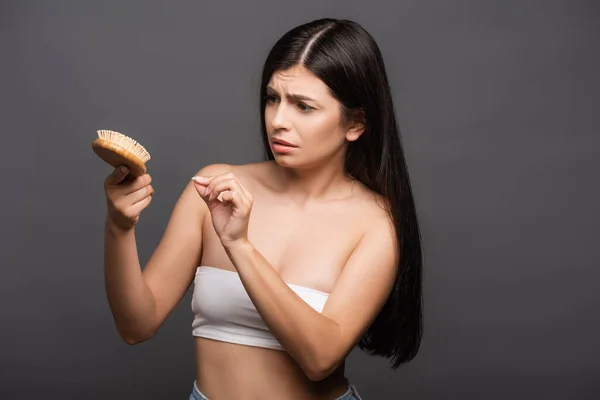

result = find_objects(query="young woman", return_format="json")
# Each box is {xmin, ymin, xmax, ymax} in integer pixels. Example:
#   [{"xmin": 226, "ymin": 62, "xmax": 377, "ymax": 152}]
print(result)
[{"xmin": 103, "ymin": 18, "xmax": 423, "ymax": 399}]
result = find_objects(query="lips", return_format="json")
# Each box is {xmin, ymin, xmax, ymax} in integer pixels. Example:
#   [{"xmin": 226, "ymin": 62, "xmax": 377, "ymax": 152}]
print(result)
[
  {"xmin": 271, "ymin": 137, "xmax": 297, "ymax": 147},
  {"xmin": 271, "ymin": 137, "xmax": 298, "ymax": 154}
]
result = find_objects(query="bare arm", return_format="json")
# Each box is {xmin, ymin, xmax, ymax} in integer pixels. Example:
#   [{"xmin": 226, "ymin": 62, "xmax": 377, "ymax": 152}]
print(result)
[
  {"xmin": 104, "ymin": 164, "xmax": 230, "ymax": 344},
  {"xmin": 104, "ymin": 217, "xmax": 157, "ymax": 344},
  {"xmin": 224, "ymin": 218, "xmax": 397, "ymax": 381}
]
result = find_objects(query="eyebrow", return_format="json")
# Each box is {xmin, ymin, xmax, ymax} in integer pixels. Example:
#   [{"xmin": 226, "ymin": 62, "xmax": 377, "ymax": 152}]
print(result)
[{"xmin": 266, "ymin": 86, "xmax": 318, "ymax": 103}]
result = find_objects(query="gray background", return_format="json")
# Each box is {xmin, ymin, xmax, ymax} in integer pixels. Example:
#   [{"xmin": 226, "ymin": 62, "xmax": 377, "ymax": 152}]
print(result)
[{"xmin": 1, "ymin": 0, "xmax": 598, "ymax": 399}]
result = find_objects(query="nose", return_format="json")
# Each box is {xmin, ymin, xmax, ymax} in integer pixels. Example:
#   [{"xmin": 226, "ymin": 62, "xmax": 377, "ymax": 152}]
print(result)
[{"xmin": 270, "ymin": 103, "xmax": 290, "ymax": 131}]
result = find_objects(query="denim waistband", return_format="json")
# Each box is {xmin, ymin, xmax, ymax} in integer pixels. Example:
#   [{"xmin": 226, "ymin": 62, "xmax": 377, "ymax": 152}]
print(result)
[{"xmin": 189, "ymin": 380, "xmax": 362, "ymax": 399}]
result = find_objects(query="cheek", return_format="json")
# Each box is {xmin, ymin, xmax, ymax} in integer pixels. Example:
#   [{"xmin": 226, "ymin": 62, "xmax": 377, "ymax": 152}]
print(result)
[
  {"xmin": 264, "ymin": 108, "xmax": 273, "ymax": 130},
  {"xmin": 302, "ymin": 113, "xmax": 343, "ymax": 145}
]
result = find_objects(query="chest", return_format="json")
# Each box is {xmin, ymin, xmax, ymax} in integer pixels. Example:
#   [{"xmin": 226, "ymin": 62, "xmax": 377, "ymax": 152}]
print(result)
[{"xmin": 199, "ymin": 196, "xmax": 365, "ymax": 293}]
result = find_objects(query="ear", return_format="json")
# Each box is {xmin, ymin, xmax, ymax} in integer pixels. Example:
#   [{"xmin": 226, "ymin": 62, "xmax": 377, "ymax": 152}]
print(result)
[{"xmin": 345, "ymin": 109, "xmax": 365, "ymax": 142}]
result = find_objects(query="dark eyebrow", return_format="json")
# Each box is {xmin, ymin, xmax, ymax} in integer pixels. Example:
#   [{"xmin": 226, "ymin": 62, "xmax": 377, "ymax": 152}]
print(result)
[{"xmin": 266, "ymin": 86, "xmax": 317, "ymax": 103}]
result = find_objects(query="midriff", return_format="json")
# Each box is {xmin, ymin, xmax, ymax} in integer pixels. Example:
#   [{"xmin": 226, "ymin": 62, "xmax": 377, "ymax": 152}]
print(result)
[{"xmin": 194, "ymin": 337, "xmax": 348, "ymax": 400}]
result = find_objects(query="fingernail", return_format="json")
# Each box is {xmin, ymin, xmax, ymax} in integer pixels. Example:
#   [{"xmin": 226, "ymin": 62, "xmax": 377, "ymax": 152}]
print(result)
[
  {"xmin": 120, "ymin": 166, "xmax": 129, "ymax": 174},
  {"xmin": 191, "ymin": 176, "xmax": 209, "ymax": 183}
]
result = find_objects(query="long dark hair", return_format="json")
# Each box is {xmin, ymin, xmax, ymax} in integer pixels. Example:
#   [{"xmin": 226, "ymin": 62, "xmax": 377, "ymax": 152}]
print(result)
[{"xmin": 259, "ymin": 18, "xmax": 423, "ymax": 368}]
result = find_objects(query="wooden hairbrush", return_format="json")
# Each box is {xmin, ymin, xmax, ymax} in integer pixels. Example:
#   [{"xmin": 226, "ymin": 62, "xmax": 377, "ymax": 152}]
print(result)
[{"xmin": 92, "ymin": 130, "xmax": 151, "ymax": 177}]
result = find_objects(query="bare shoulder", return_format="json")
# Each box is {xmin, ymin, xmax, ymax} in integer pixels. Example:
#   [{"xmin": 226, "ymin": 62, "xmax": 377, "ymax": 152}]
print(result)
[
  {"xmin": 350, "ymin": 181, "xmax": 395, "ymax": 235},
  {"xmin": 195, "ymin": 161, "xmax": 271, "ymax": 176},
  {"xmin": 234, "ymin": 160, "xmax": 275, "ymax": 181},
  {"xmin": 194, "ymin": 161, "xmax": 274, "ymax": 189},
  {"xmin": 194, "ymin": 163, "xmax": 235, "ymax": 177}
]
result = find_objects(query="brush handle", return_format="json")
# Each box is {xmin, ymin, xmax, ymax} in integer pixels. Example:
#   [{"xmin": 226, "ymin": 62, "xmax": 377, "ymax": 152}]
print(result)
[{"xmin": 92, "ymin": 139, "xmax": 147, "ymax": 177}]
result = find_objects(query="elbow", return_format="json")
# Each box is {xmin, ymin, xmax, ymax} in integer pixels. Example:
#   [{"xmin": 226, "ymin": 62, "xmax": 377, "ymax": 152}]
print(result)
[
  {"xmin": 118, "ymin": 327, "xmax": 155, "ymax": 345},
  {"xmin": 305, "ymin": 369, "xmax": 329, "ymax": 383},
  {"xmin": 122, "ymin": 335, "xmax": 145, "ymax": 345},
  {"xmin": 300, "ymin": 336, "xmax": 345, "ymax": 381},
  {"xmin": 303, "ymin": 355, "xmax": 341, "ymax": 382},
  {"xmin": 123, "ymin": 337, "xmax": 139, "ymax": 345},
  {"xmin": 304, "ymin": 364, "xmax": 337, "ymax": 382}
]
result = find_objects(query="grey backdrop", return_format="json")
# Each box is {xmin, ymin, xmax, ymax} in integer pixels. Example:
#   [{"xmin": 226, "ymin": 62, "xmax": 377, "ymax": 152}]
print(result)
[{"xmin": 1, "ymin": 1, "xmax": 598, "ymax": 399}]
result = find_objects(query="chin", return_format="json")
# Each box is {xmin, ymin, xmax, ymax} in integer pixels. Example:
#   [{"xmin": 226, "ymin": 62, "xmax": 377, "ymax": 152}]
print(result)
[
  {"xmin": 274, "ymin": 158, "xmax": 318, "ymax": 172},
  {"xmin": 273, "ymin": 156, "xmax": 296, "ymax": 168}
]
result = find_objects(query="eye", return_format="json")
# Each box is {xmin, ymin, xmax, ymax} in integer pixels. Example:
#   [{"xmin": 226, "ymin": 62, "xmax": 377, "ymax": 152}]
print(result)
[
  {"xmin": 265, "ymin": 94, "xmax": 279, "ymax": 104},
  {"xmin": 297, "ymin": 102, "xmax": 314, "ymax": 112}
]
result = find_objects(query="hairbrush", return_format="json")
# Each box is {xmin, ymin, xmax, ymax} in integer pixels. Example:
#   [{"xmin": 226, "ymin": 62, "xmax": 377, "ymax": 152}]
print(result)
[{"xmin": 92, "ymin": 130, "xmax": 151, "ymax": 177}]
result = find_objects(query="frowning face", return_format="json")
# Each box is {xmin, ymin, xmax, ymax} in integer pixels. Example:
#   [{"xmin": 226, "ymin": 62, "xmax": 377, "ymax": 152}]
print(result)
[{"xmin": 264, "ymin": 65, "xmax": 363, "ymax": 169}]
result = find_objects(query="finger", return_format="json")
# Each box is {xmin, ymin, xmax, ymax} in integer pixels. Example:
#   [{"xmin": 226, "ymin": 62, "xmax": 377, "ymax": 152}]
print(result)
[
  {"xmin": 126, "ymin": 185, "xmax": 154, "ymax": 205},
  {"xmin": 203, "ymin": 174, "xmax": 229, "ymax": 197},
  {"xmin": 128, "ymin": 194, "xmax": 153, "ymax": 215},
  {"xmin": 210, "ymin": 179, "xmax": 249, "ymax": 208},
  {"xmin": 218, "ymin": 190, "xmax": 234, "ymax": 204},
  {"xmin": 235, "ymin": 181, "xmax": 252, "ymax": 205},
  {"xmin": 118, "ymin": 174, "xmax": 153, "ymax": 196},
  {"xmin": 225, "ymin": 178, "xmax": 251, "ymax": 205},
  {"xmin": 105, "ymin": 165, "xmax": 129, "ymax": 187},
  {"xmin": 207, "ymin": 178, "xmax": 238, "ymax": 202},
  {"xmin": 112, "ymin": 165, "xmax": 130, "ymax": 184},
  {"xmin": 192, "ymin": 175, "xmax": 218, "ymax": 198},
  {"xmin": 214, "ymin": 189, "xmax": 243, "ymax": 207},
  {"xmin": 205, "ymin": 174, "xmax": 247, "ymax": 203},
  {"xmin": 191, "ymin": 176, "xmax": 211, "ymax": 197}
]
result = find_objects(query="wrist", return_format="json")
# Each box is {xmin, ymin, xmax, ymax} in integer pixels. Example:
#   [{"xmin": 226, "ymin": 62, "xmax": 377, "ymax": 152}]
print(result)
[
  {"xmin": 221, "ymin": 237, "xmax": 252, "ymax": 253},
  {"xmin": 105, "ymin": 215, "xmax": 134, "ymax": 237}
]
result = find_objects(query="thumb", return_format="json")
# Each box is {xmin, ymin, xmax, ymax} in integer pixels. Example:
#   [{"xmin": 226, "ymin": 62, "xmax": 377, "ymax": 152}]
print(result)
[
  {"xmin": 111, "ymin": 165, "xmax": 130, "ymax": 184},
  {"xmin": 191, "ymin": 176, "xmax": 209, "ymax": 198}
]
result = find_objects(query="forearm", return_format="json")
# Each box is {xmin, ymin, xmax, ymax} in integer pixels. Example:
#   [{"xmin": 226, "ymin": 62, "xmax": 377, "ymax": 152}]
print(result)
[
  {"xmin": 224, "ymin": 240, "xmax": 342, "ymax": 380},
  {"xmin": 104, "ymin": 217, "xmax": 157, "ymax": 343}
]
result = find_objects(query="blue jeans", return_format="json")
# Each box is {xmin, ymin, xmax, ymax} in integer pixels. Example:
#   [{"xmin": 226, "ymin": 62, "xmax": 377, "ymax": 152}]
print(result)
[{"xmin": 189, "ymin": 380, "xmax": 363, "ymax": 399}]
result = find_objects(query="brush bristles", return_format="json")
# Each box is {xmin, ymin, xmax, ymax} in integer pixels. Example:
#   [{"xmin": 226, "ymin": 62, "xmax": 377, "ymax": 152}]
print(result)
[{"xmin": 97, "ymin": 130, "xmax": 151, "ymax": 163}]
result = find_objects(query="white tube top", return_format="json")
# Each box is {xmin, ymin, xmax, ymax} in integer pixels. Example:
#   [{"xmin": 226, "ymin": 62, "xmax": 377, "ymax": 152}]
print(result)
[{"xmin": 191, "ymin": 266, "xmax": 330, "ymax": 351}]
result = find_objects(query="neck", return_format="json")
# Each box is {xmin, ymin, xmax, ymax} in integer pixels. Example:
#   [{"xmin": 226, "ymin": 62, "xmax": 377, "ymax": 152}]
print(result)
[{"xmin": 273, "ymin": 149, "xmax": 353, "ymax": 205}]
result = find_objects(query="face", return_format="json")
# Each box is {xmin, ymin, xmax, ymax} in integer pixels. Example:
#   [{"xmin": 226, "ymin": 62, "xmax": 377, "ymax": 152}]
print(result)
[{"xmin": 264, "ymin": 65, "xmax": 363, "ymax": 168}]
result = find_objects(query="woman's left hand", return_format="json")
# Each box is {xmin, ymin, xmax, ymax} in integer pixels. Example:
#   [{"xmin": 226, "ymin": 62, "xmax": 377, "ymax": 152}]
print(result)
[{"xmin": 192, "ymin": 173, "xmax": 253, "ymax": 247}]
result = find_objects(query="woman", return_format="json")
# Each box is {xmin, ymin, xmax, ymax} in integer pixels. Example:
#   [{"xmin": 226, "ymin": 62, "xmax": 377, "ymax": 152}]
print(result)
[{"xmin": 103, "ymin": 18, "xmax": 423, "ymax": 399}]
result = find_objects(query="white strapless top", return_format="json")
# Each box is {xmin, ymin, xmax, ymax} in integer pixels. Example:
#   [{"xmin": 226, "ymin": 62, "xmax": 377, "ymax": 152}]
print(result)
[{"xmin": 191, "ymin": 266, "xmax": 330, "ymax": 351}]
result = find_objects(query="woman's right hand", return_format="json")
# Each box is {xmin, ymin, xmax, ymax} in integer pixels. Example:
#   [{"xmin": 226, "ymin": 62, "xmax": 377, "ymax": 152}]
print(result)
[{"xmin": 104, "ymin": 165, "xmax": 154, "ymax": 231}]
